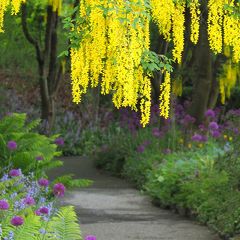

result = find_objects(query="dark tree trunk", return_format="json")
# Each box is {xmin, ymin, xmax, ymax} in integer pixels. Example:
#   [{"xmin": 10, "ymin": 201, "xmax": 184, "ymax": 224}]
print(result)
[{"xmin": 190, "ymin": 2, "xmax": 213, "ymax": 124}]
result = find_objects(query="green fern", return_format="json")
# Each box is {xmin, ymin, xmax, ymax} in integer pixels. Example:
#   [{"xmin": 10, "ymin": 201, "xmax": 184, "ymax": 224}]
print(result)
[{"xmin": 48, "ymin": 206, "xmax": 82, "ymax": 240}]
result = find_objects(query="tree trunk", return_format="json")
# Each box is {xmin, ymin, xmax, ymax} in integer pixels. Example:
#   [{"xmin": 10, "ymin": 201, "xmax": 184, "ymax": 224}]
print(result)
[{"xmin": 190, "ymin": 4, "xmax": 213, "ymax": 124}]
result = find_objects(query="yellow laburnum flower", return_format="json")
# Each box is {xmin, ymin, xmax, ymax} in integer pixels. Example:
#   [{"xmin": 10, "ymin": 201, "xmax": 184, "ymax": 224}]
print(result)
[
  {"xmin": 208, "ymin": 0, "xmax": 225, "ymax": 53},
  {"xmin": 71, "ymin": 0, "xmax": 153, "ymax": 126},
  {"xmin": 172, "ymin": 3, "xmax": 185, "ymax": 64},
  {"xmin": 49, "ymin": 0, "xmax": 62, "ymax": 15},
  {"xmin": 0, "ymin": 0, "xmax": 25, "ymax": 32},
  {"xmin": 151, "ymin": 0, "xmax": 174, "ymax": 41},
  {"xmin": 190, "ymin": 0, "xmax": 200, "ymax": 44},
  {"xmin": 159, "ymin": 71, "xmax": 171, "ymax": 119}
]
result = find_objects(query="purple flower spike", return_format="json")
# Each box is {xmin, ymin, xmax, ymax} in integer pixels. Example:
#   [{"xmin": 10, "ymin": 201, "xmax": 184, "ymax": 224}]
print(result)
[
  {"xmin": 163, "ymin": 148, "xmax": 171, "ymax": 154},
  {"xmin": 23, "ymin": 196, "xmax": 35, "ymax": 206},
  {"xmin": 54, "ymin": 138, "xmax": 64, "ymax": 146},
  {"xmin": 9, "ymin": 169, "xmax": 21, "ymax": 177},
  {"xmin": 0, "ymin": 199, "xmax": 10, "ymax": 210},
  {"xmin": 209, "ymin": 122, "xmax": 219, "ymax": 130},
  {"xmin": 53, "ymin": 183, "xmax": 65, "ymax": 197},
  {"xmin": 192, "ymin": 134, "xmax": 203, "ymax": 142},
  {"xmin": 137, "ymin": 145, "xmax": 145, "ymax": 153},
  {"xmin": 205, "ymin": 109, "xmax": 215, "ymax": 118},
  {"xmin": 38, "ymin": 178, "xmax": 49, "ymax": 187},
  {"xmin": 85, "ymin": 235, "xmax": 97, "ymax": 240},
  {"xmin": 36, "ymin": 156, "xmax": 44, "ymax": 161},
  {"xmin": 7, "ymin": 141, "xmax": 17, "ymax": 150},
  {"xmin": 11, "ymin": 216, "xmax": 24, "ymax": 226},
  {"xmin": 211, "ymin": 130, "xmax": 221, "ymax": 138}
]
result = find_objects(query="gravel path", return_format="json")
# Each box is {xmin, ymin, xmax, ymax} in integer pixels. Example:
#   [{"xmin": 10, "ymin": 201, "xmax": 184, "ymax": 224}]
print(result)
[{"xmin": 51, "ymin": 156, "xmax": 220, "ymax": 240}]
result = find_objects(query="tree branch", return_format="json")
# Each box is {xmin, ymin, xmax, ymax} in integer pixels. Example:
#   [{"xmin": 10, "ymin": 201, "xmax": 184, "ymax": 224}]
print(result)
[{"xmin": 21, "ymin": 3, "xmax": 43, "ymax": 66}]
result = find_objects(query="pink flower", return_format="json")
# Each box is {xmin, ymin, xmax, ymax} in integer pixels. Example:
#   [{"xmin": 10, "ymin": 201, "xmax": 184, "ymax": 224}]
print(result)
[
  {"xmin": 9, "ymin": 169, "xmax": 21, "ymax": 177},
  {"xmin": 11, "ymin": 216, "xmax": 24, "ymax": 226},
  {"xmin": 23, "ymin": 196, "xmax": 35, "ymax": 206},
  {"xmin": 7, "ymin": 141, "xmax": 17, "ymax": 150},
  {"xmin": 38, "ymin": 178, "xmax": 49, "ymax": 187},
  {"xmin": 85, "ymin": 235, "xmax": 97, "ymax": 240},
  {"xmin": 0, "ymin": 199, "xmax": 9, "ymax": 210},
  {"xmin": 53, "ymin": 183, "xmax": 65, "ymax": 197},
  {"xmin": 38, "ymin": 206, "xmax": 49, "ymax": 215}
]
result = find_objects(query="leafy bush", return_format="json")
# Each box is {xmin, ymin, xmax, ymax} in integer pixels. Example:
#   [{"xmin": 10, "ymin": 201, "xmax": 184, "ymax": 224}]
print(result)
[{"xmin": 0, "ymin": 113, "xmax": 61, "ymax": 177}]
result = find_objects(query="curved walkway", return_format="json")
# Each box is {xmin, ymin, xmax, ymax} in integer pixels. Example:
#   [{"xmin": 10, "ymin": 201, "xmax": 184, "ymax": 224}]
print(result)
[{"xmin": 51, "ymin": 156, "xmax": 220, "ymax": 240}]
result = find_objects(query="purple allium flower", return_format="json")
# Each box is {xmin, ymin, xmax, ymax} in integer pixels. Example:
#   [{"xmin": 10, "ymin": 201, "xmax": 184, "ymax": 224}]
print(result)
[
  {"xmin": 38, "ymin": 178, "xmax": 49, "ymax": 187},
  {"xmin": 211, "ymin": 130, "xmax": 221, "ymax": 138},
  {"xmin": 182, "ymin": 114, "xmax": 196, "ymax": 125},
  {"xmin": 191, "ymin": 134, "xmax": 203, "ymax": 142},
  {"xmin": 11, "ymin": 216, "xmax": 24, "ymax": 226},
  {"xmin": 137, "ymin": 145, "xmax": 145, "ymax": 153},
  {"xmin": 143, "ymin": 140, "xmax": 151, "ymax": 146},
  {"xmin": 54, "ymin": 138, "xmax": 64, "ymax": 146},
  {"xmin": 38, "ymin": 207, "xmax": 49, "ymax": 215},
  {"xmin": 209, "ymin": 122, "xmax": 219, "ymax": 130},
  {"xmin": 85, "ymin": 235, "xmax": 97, "ymax": 240},
  {"xmin": 163, "ymin": 148, "xmax": 171, "ymax": 154},
  {"xmin": 53, "ymin": 183, "xmax": 65, "ymax": 197},
  {"xmin": 0, "ymin": 199, "xmax": 9, "ymax": 210},
  {"xmin": 205, "ymin": 109, "xmax": 215, "ymax": 118},
  {"xmin": 152, "ymin": 128, "xmax": 163, "ymax": 138},
  {"xmin": 9, "ymin": 169, "xmax": 21, "ymax": 177},
  {"xmin": 7, "ymin": 141, "xmax": 17, "ymax": 150},
  {"xmin": 23, "ymin": 196, "xmax": 35, "ymax": 206},
  {"xmin": 35, "ymin": 209, "xmax": 41, "ymax": 216},
  {"xmin": 36, "ymin": 156, "xmax": 44, "ymax": 161}
]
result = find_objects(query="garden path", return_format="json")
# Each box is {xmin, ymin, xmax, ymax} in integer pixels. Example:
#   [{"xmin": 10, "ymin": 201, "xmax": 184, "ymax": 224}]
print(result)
[{"xmin": 51, "ymin": 156, "xmax": 220, "ymax": 240}]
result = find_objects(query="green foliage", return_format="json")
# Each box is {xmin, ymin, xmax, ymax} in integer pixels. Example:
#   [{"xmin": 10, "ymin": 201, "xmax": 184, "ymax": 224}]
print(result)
[
  {"xmin": 0, "ymin": 113, "xmax": 61, "ymax": 176},
  {"xmin": 48, "ymin": 206, "xmax": 82, "ymax": 240}
]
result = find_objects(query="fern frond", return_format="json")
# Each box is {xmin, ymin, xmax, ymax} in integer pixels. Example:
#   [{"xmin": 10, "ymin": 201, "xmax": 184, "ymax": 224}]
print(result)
[{"xmin": 48, "ymin": 206, "xmax": 82, "ymax": 240}]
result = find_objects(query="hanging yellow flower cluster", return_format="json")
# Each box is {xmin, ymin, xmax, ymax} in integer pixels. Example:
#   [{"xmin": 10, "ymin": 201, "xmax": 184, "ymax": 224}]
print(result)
[
  {"xmin": 159, "ymin": 71, "xmax": 171, "ymax": 119},
  {"xmin": 219, "ymin": 61, "xmax": 239, "ymax": 104},
  {"xmin": 0, "ymin": 0, "xmax": 25, "ymax": 32},
  {"xmin": 207, "ymin": 0, "xmax": 225, "ymax": 54},
  {"xmin": 151, "ymin": 0, "xmax": 186, "ymax": 64},
  {"xmin": 71, "ymin": 0, "xmax": 155, "ymax": 126},
  {"xmin": 48, "ymin": 0, "xmax": 62, "ymax": 15},
  {"xmin": 190, "ymin": 0, "xmax": 200, "ymax": 44},
  {"xmin": 219, "ymin": 48, "xmax": 240, "ymax": 104}
]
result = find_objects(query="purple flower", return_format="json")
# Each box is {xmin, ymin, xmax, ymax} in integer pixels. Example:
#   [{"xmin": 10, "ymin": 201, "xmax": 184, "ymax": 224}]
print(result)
[
  {"xmin": 191, "ymin": 134, "xmax": 203, "ymax": 142},
  {"xmin": 137, "ymin": 145, "xmax": 145, "ymax": 153},
  {"xmin": 205, "ymin": 109, "xmax": 215, "ymax": 118},
  {"xmin": 38, "ymin": 206, "xmax": 49, "ymax": 215},
  {"xmin": 54, "ymin": 138, "xmax": 64, "ymax": 146},
  {"xmin": 53, "ymin": 183, "xmax": 65, "ymax": 197},
  {"xmin": 0, "ymin": 199, "xmax": 9, "ymax": 210},
  {"xmin": 36, "ymin": 156, "xmax": 44, "ymax": 161},
  {"xmin": 35, "ymin": 209, "xmax": 41, "ymax": 216},
  {"xmin": 7, "ymin": 141, "xmax": 17, "ymax": 150},
  {"xmin": 9, "ymin": 169, "xmax": 21, "ymax": 177},
  {"xmin": 23, "ymin": 196, "xmax": 35, "ymax": 206},
  {"xmin": 152, "ymin": 128, "xmax": 163, "ymax": 138},
  {"xmin": 209, "ymin": 122, "xmax": 219, "ymax": 130},
  {"xmin": 85, "ymin": 236, "xmax": 97, "ymax": 240},
  {"xmin": 211, "ymin": 130, "xmax": 221, "ymax": 138},
  {"xmin": 163, "ymin": 148, "xmax": 171, "ymax": 154},
  {"xmin": 182, "ymin": 114, "xmax": 196, "ymax": 125},
  {"xmin": 38, "ymin": 178, "xmax": 49, "ymax": 187},
  {"xmin": 11, "ymin": 216, "xmax": 24, "ymax": 226}
]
